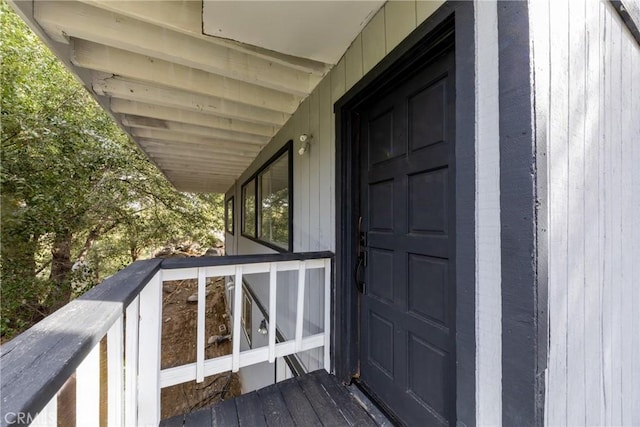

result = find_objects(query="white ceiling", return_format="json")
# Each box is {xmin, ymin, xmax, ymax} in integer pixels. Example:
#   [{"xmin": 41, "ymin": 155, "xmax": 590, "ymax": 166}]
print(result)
[
  {"xmin": 202, "ymin": 1, "xmax": 385, "ymax": 64},
  {"xmin": 11, "ymin": 0, "xmax": 385, "ymax": 193}
]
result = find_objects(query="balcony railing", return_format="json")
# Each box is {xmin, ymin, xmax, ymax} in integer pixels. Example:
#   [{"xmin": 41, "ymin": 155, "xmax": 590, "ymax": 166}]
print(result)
[{"xmin": 0, "ymin": 251, "xmax": 333, "ymax": 427}]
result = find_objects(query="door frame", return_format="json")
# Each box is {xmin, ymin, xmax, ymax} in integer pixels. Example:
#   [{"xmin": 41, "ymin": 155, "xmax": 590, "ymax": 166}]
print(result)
[{"xmin": 333, "ymin": 2, "xmax": 477, "ymax": 425}]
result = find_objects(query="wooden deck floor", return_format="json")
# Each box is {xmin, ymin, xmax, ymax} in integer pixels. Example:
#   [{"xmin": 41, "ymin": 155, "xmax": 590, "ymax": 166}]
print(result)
[{"xmin": 159, "ymin": 370, "xmax": 389, "ymax": 426}]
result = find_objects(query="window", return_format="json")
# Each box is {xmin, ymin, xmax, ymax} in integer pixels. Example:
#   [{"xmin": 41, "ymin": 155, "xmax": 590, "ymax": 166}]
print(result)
[
  {"xmin": 242, "ymin": 179, "xmax": 256, "ymax": 237},
  {"xmin": 241, "ymin": 142, "xmax": 292, "ymax": 251},
  {"xmin": 258, "ymin": 151, "xmax": 289, "ymax": 249},
  {"xmin": 241, "ymin": 285, "xmax": 252, "ymax": 347},
  {"xmin": 225, "ymin": 196, "xmax": 234, "ymax": 235}
]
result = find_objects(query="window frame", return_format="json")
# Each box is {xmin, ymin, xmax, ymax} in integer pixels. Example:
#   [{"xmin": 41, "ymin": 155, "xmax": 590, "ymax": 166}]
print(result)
[
  {"xmin": 240, "ymin": 141, "xmax": 293, "ymax": 252},
  {"xmin": 225, "ymin": 196, "xmax": 234, "ymax": 235}
]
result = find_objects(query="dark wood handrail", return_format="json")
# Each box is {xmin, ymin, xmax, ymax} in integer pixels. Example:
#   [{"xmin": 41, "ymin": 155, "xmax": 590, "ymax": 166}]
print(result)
[
  {"xmin": 160, "ymin": 250, "xmax": 334, "ymax": 269},
  {"xmin": 0, "ymin": 259, "xmax": 162, "ymax": 426}
]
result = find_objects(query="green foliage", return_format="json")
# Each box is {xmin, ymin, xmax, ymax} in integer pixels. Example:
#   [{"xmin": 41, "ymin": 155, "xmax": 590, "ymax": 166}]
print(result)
[{"xmin": 0, "ymin": 2, "xmax": 224, "ymax": 340}]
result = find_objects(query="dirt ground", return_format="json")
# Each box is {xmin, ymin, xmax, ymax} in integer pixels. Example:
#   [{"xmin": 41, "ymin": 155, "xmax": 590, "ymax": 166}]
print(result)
[{"xmin": 159, "ymin": 276, "xmax": 241, "ymax": 420}]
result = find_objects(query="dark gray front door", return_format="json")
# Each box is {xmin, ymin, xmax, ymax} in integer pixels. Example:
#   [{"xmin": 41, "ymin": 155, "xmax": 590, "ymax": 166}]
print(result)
[{"xmin": 357, "ymin": 49, "xmax": 456, "ymax": 426}]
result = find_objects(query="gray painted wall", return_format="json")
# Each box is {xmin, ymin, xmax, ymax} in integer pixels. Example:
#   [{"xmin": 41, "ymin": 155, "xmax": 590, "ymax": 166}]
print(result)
[
  {"xmin": 224, "ymin": 0, "xmax": 449, "ymax": 377},
  {"xmin": 530, "ymin": 1, "xmax": 640, "ymax": 425}
]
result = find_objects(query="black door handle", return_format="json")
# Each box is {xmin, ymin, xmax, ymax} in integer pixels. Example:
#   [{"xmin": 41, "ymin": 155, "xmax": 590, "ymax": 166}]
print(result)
[{"xmin": 355, "ymin": 254, "xmax": 365, "ymax": 294}]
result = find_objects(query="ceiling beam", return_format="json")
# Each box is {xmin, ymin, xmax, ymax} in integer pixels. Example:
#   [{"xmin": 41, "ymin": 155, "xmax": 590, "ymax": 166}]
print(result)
[
  {"xmin": 144, "ymin": 154, "xmax": 249, "ymax": 167},
  {"xmin": 132, "ymin": 128, "xmax": 264, "ymax": 150},
  {"xmin": 94, "ymin": 78, "xmax": 289, "ymax": 126},
  {"xmin": 77, "ymin": 0, "xmax": 331, "ymax": 76},
  {"xmin": 111, "ymin": 100, "xmax": 276, "ymax": 137},
  {"xmin": 153, "ymin": 165, "xmax": 244, "ymax": 177},
  {"xmin": 152, "ymin": 158, "xmax": 248, "ymax": 171},
  {"xmin": 72, "ymin": 40, "xmax": 302, "ymax": 114},
  {"xmin": 35, "ymin": 1, "xmax": 316, "ymax": 97},
  {"xmin": 138, "ymin": 142, "xmax": 257, "ymax": 163},
  {"xmin": 136, "ymin": 138, "xmax": 260, "ymax": 158},
  {"xmin": 160, "ymin": 168, "xmax": 242, "ymax": 178},
  {"xmin": 138, "ymin": 144, "xmax": 257, "ymax": 163},
  {"xmin": 138, "ymin": 143, "xmax": 253, "ymax": 162},
  {"xmin": 171, "ymin": 183, "xmax": 232, "ymax": 194},
  {"xmin": 123, "ymin": 116, "xmax": 269, "ymax": 146}
]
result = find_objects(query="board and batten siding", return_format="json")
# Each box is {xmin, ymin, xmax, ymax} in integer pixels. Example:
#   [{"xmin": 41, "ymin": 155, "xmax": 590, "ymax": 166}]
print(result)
[{"xmin": 530, "ymin": 0, "xmax": 640, "ymax": 425}]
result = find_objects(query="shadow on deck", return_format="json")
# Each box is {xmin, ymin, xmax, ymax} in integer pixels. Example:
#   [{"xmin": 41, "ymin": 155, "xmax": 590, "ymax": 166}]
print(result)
[{"xmin": 159, "ymin": 370, "xmax": 391, "ymax": 426}]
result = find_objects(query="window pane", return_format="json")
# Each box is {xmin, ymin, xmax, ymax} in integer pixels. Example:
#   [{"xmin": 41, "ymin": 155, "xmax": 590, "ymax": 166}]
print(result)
[
  {"xmin": 242, "ymin": 180, "xmax": 255, "ymax": 236},
  {"xmin": 225, "ymin": 197, "xmax": 234, "ymax": 234},
  {"xmin": 259, "ymin": 152, "xmax": 289, "ymax": 249}
]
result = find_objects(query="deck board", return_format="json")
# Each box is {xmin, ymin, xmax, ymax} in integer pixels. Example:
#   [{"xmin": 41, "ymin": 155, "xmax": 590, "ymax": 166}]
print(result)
[
  {"xmin": 184, "ymin": 406, "xmax": 212, "ymax": 426},
  {"xmin": 211, "ymin": 398, "xmax": 238, "ymax": 426},
  {"xmin": 296, "ymin": 373, "xmax": 349, "ymax": 426},
  {"xmin": 309, "ymin": 370, "xmax": 379, "ymax": 427},
  {"xmin": 276, "ymin": 373, "xmax": 322, "ymax": 426},
  {"xmin": 236, "ymin": 391, "xmax": 267, "ymax": 427},
  {"xmin": 257, "ymin": 383, "xmax": 296, "ymax": 427},
  {"xmin": 159, "ymin": 370, "xmax": 383, "ymax": 426}
]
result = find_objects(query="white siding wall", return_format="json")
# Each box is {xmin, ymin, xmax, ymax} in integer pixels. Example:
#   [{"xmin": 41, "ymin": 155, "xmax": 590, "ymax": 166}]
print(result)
[
  {"xmin": 474, "ymin": 1, "xmax": 502, "ymax": 425},
  {"xmin": 531, "ymin": 1, "xmax": 640, "ymax": 425}
]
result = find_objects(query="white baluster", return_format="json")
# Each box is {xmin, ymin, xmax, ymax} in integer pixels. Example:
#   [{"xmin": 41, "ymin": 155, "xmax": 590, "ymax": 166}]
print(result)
[
  {"xmin": 295, "ymin": 261, "xmax": 307, "ymax": 352},
  {"xmin": 107, "ymin": 315, "xmax": 124, "ymax": 426},
  {"xmin": 76, "ymin": 343, "xmax": 100, "ymax": 426},
  {"xmin": 196, "ymin": 268, "xmax": 206, "ymax": 383},
  {"xmin": 268, "ymin": 263, "xmax": 277, "ymax": 363},
  {"xmin": 232, "ymin": 265, "xmax": 243, "ymax": 372},
  {"xmin": 137, "ymin": 272, "xmax": 162, "ymax": 426},
  {"xmin": 324, "ymin": 259, "xmax": 331, "ymax": 372},
  {"xmin": 30, "ymin": 393, "xmax": 57, "ymax": 427},
  {"xmin": 124, "ymin": 296, "xmax": 139, "ymax": 427}
]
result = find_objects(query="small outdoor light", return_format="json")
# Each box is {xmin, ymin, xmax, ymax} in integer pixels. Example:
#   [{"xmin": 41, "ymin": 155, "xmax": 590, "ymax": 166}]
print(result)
[
  {"xmin": 258, "ymin": 318, "xmax": 268, "ymax": 335},
  {"xmin": 298, "ymin": 133, "xmax": 312, "ymax": 155}
]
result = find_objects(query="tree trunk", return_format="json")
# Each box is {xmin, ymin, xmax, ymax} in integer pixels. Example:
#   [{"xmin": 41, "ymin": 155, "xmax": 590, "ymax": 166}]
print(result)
[
  {"xmin": 130, "ymin": 245, "xmax": 141, "ymax": 262},
  {"xmin": 76, "ymin": 226, "xmax": 101, "ymax": 264},
  {"xmin": 48, "ymin": 230, "xmax": 73, "ymax": 312}
]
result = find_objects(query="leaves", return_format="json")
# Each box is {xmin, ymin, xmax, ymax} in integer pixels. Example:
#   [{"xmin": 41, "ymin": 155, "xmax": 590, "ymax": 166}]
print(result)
[{"xmin": 0, "ymin": 2, "xmax": 224, "ymax": 340}]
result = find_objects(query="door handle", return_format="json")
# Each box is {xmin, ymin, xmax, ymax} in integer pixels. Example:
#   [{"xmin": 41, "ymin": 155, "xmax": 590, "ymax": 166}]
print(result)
[
  {"xmin": 355, "ymin": 216, "xmax": 366, "ymax": 294},
  {"xmin": 355, "ymin": 254, "xmax": 366, "ymax": 294}
]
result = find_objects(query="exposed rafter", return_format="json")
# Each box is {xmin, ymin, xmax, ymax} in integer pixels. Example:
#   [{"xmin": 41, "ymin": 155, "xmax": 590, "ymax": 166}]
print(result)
[
  {"xmin": 16, "ymin": 0, "xmax": 344, "ymax": 193},
  {"xmin": 123, "ymin": 117, "xmax": 269, "ymax": 146},
  {"xmin": 34, "ymin": 1, "xmax": 317, "ymax": 96},
  {"xmin": 72, "ymin": 40, "xmax": 302, "ymax": 114},
  {"xmin": 137, "ymin": 141, "xmax": 258, "ymax": 162},
  {"xmin": 132, "ymin": 129, "xmax": 264, "ymax": 151},
  {"xmin": 93, "ymin": 77, "xmax": 289, "ymax": 126},
  {"xmin": 76, "ymin": 0, "xmax": 331, "ymax": 75},
  {"xmin": 110, "ymin": 100, "xmax": 276, "ymax": 138}
]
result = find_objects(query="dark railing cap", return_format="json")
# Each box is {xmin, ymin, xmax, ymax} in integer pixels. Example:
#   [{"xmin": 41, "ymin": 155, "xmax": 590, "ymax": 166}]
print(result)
[
  {"xmin": 160, "ymin": 251, "xmax": 334, "ymax": 269},
  {"xmin": 0, "ymin": 259, "xmax": 162, "ymax": 426}
]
